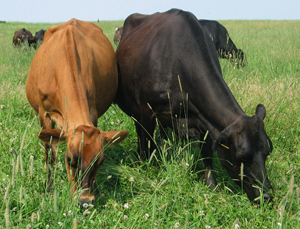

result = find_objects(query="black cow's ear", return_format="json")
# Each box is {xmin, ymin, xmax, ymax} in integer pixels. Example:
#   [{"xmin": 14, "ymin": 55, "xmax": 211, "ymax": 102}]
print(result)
[
  {"xmin": 255, "ymin": 104, "xmax": 266, "ymax": 120},
  {"xmin": 212, "ymin": 132, "xmax": 229, "ymax": 151}
]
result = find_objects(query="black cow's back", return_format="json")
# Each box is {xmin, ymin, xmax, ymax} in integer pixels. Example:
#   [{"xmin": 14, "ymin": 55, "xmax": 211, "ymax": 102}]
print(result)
[{"xmin": 116, "ymin": 9, "xmax": 241, "ymax": 139}]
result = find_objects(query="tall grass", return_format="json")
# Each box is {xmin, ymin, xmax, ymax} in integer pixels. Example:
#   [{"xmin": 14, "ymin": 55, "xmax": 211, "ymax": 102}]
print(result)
[{"xmin": 0, "ymin": 20, "xmax": 299, "ymax": 228}]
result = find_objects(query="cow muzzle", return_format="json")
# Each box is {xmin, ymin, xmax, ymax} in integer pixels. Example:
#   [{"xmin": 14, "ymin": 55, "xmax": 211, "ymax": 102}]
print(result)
[
  {"xmin": 78, "ymin": 193, "xmax": 95, "ymax": 206},
  {"xmin": 253, "ymin": 183, "xmax": 274, "ymax": 203}
]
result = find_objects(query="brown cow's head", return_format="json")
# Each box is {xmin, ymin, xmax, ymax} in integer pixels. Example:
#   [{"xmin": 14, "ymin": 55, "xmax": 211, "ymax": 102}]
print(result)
[
  {"xmin": 213, "ymin": 104, "xmax": 273, "ymax": 202},
  {"xmin": 38, "ymin": 125, "xmax": 128, "ymax": 205}
]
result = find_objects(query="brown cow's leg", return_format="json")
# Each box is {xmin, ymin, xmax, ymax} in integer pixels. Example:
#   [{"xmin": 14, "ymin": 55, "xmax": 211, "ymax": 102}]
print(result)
[
  {"xmin": 44, "ymin": 143, "xmax": 57, "ymax": 189},
  {"xmin": 39, "ymin": 110, "xmax": 57, "ymax": 190},
  {"xmin": 201, "ymin": 135, "xmax": 218, "ymax": 190}
]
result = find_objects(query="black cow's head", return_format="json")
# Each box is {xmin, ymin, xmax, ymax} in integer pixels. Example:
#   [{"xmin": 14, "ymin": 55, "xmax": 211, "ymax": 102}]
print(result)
[{"xmin": 213, "ymin": 104, "xmax": 273, "ymax": 202}]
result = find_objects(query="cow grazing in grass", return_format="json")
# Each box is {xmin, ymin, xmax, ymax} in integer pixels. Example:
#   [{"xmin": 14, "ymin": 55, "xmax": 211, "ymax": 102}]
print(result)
[
  {"xmin": 26, "ymin": 18, "xmax": 129, "ymax": 205},
  {"xmin": 13, "ymin": 28, "xmax": 35, "ymax": 46},
  {"xmin": 199, "ymin": 19, "xmax": 246, "ymax": 66},
  {"xmin": 115, "ymin": 9, "xmax": 273, "ymax": 202},
  {"xmin": 33, "ymin": 29, "xmax": 46, "ymax": 47}
]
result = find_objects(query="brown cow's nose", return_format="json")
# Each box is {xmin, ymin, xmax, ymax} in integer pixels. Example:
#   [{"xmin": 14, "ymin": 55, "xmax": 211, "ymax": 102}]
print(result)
[{"xmin": 78, "ymin": 195, "xmax": 95, "ymax": 206}]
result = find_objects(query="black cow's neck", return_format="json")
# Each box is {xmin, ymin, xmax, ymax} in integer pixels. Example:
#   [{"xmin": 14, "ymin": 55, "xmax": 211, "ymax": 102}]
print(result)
[{"xmin": 189, "ymin": 71, "xmax": 245, "ymax": 140}]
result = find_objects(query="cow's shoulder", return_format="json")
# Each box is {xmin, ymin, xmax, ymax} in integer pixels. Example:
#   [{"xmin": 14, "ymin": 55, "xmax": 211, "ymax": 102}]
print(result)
[
  {"xmin": 121, "ymin": 13, "xmax": 152, "ymax": 39},
  {"xmin": 124, "ymin": 13, "xmax": 151, "ymax": 30},
  {"xmin": 122, "ymin": 9, "xmax": 200, "ymax": 40}
]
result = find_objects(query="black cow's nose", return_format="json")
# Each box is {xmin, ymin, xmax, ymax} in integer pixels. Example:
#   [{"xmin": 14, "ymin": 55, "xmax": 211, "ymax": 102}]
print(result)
[
  {"xmin": 263, "ymin": 193, "xmax": 273, "ymax": 201},
  {"xmin": 253, "ymin": 191, "xmax": 273, "ymax": 204}
]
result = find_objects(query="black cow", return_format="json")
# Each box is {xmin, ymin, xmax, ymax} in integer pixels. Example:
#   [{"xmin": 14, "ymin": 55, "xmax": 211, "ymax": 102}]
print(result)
[
  {"xmin": 115, "ymin": 9, "xmax": 273, "ymax": 202},
  {"xmin": 34, "ymin": 29, "xmax": 46, "ymax": 45},
  {"xmin": 199, "ymin": 19, "xmax": 246, "ymax": 66},
  {"xmin": 13, "ymin": 28, "xmax": 35, "ymax": 47}
]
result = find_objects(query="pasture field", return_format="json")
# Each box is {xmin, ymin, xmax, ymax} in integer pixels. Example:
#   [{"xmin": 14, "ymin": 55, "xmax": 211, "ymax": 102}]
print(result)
[{"xmin": 0, "ymin": 20, "xmax": 299, "ymax": 228}]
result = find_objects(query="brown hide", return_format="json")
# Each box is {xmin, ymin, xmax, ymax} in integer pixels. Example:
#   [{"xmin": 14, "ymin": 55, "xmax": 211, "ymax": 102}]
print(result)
[
  {"xmin": 13, "ymin": 28, "xmax": 34, "ymax": 46},
  {"xmin": 26, "ymin": 18, "xmax": 128, "ymax": 204}
]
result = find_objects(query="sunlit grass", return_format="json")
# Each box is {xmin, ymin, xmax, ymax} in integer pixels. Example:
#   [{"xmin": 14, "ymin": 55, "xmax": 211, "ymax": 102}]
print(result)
[{"xmin": 0, "ymin": 20, "xmax": 299, "ymax": 228}]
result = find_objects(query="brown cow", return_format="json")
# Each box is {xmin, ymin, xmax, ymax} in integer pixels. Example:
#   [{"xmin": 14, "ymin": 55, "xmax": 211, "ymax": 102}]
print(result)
[
  {"xmin": 26, "ymin": 18, "xmax": 129, "ymax": 205},
  {"xmin": 13, "ymin": 28, "xmax": 35, "ymax": 46}
]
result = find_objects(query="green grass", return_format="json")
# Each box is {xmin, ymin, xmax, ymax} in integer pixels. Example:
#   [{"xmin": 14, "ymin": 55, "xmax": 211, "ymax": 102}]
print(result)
[{"xmin": 0, "ymin": 20, "xmax": 299, "ymax": 228}]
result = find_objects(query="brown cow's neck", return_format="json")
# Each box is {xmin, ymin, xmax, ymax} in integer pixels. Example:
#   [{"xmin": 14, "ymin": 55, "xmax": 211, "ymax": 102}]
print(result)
[{"xmin": 49, "ymin": 83, "xmax": 95, "ymax": 131}]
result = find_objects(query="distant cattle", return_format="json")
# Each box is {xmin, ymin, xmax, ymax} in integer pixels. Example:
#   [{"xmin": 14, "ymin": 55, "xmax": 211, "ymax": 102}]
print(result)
[
  {"xmin": 199, "ymin": 19, "xmax": 246, "ymax": 66},
  {"xmin": 115, "ymin": 9, "xmax": 273, "ymax": 202},
  {"xmin": 26, "ymin": 18, "xmax": 128, "ymax": 205},
  {"xmin": 34, "ymin": 29, "xmax": 46, "ymax": 45},
  {"xmin": 13, "ymin": 28, "xmax": 35, "ymax": 46}
]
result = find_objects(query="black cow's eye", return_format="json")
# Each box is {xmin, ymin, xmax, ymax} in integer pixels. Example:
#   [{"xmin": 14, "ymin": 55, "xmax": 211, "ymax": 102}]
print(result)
[{"xmin": 237, "ymin": 149, "xmax": 253, "ymax": 164}]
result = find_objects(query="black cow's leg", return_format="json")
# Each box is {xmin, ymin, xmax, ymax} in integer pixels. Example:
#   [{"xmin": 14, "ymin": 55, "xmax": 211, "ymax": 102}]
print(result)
[
  {"xmin": 201, "ymin": 135, "xmax": 218, "ymax": 190},
  {"xmin": 139, "ymin": 111, "xmax": 156, "ymax": 160},
  {"xmin": 158, "ymin": 124, "xmax": 168, "ymax": 141},
  {"xmin": 134, "ymin": 120, "xmax": 155, "ymax": 160},
  {"xmin": 134, "ymin": 121, "xmax": 143, "ymax": 158}
]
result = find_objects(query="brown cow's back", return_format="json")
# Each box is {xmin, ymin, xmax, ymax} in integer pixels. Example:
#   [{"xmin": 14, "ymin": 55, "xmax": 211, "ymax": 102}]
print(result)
[{"xmin": 26, "ymin": 18, "xmax": 118, "ymax": 129}]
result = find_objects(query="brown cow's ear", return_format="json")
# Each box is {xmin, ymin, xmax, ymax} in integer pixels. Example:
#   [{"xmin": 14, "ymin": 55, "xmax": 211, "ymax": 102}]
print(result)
[
  {"xmin": 101, "ymin": 130, "xmax": 129, "ymax": 147},
  {"xmin": 255, "ymin": 104, "xmax": 266, "ymax": 120},
  {"xmin": 37, "ymin": 129, "xmax": 66, "ymax": 144},
  {"xmin": 212, "ymin": 132, "xmax": 229, "ymax": 152}
]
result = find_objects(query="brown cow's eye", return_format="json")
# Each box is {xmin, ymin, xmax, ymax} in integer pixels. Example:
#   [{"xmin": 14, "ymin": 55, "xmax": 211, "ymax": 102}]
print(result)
[
  {"xmin": 66, "ymin": 156, "xmax": 76, "ymax": 168},
  {"xmin": 66, "ymin": 156, "xmax": 71, "ymax": 164}
]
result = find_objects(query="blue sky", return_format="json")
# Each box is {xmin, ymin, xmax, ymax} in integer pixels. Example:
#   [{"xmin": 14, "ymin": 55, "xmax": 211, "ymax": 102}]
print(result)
[{"xmin": 2, "ymin": 0, "xmax": 299, "ymax": 23}]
